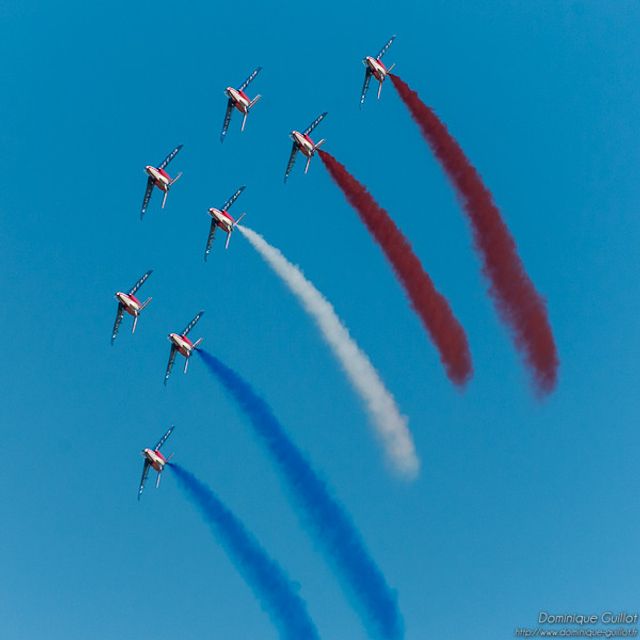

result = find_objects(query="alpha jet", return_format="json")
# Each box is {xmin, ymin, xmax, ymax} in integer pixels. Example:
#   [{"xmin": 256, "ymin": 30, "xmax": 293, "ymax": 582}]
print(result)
[
  {"xmin": 138, "ymin": 426, "xmax": 174, "ymax": 500},
  {"xmin": 111, "ymin": 270, "xmax": 153, "ymax": 344},
  {"xmin": 164, "ymin": 311, "xmax": 204, "ymax": 384},
  {"xmin": 284, "ymin": 112, "xmax": 327, "ymax": 181},
  {"xmin": 220, "ymin": 67, "xmax": 262, "ymax": 142},
  {"xmin": 360, "ymin": 35, "xmax": 396, "ymax": 106},
  {"xmin": 141, "ymin": 145, "xmax": 183, "ymax": 218}
]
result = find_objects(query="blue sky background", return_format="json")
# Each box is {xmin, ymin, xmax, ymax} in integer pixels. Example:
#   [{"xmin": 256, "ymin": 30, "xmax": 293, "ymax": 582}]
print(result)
[{"xmin": 1, "ymin": 1, "xmax": 639, "ymax": 638}]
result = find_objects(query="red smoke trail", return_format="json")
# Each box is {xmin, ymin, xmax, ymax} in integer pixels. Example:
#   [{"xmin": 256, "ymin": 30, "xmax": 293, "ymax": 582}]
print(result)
[
  {"xmin": 319, "ymin": 149, "xmax": 472, "ymax": 386},
  {"xmin": 390, "ymin": 73, "xmax": 558, "ymax": 394}
]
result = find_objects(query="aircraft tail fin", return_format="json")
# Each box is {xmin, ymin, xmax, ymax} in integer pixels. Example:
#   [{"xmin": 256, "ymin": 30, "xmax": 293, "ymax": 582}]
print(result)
[
  {"xmin": 241, "ymin": 112, "xmax": 248, "ymax": 132},
  {"xmin": 170, "ymin": 171, "xmax": 183, "ymax": 186},
  {"xmin": 314, "ymin": 138, "xmax": 326, "ymax": 150},
  {"xmin": 304, "ymin": 155, "xmax": 312, "ymax": 174},
  {"xmin": 226, "ymin": 213, "xmax": 246, "ymax": 249},
  {"xmin": 156, "ymin": 472, "xmax": 162, "ymax": 489},
  {"xmin": 192, "ymin": 337, "xmax": 204, "ymax": 350},
  {"xmin": 132, "ymin": 315, "xmax": 138, "ymax": 335},
  {"xmin": 387, "ymin": 63, "xmax": 396, "ymax": 74},
  {"xmin": 249, "ymin": 94, "xmax": 261, "ymax": 109},
  {"xmin": 140, "ymin": 297, "xmax": 152, "ymax": 311},
  {"xmin": 161, "ymin": 190, "xmax": 168, "ymax": 209}
]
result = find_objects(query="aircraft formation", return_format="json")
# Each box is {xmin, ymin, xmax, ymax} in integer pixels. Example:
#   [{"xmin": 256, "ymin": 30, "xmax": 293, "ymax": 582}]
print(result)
[{"xmin": 110, "ymin": 36, "xmax": 397, "ymax": 498}]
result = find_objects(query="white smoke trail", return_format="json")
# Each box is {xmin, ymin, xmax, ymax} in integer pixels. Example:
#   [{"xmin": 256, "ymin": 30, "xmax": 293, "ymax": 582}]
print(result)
[{"xmin": 237, "ymin": 225, "xmax": 419, "ymax": 478}]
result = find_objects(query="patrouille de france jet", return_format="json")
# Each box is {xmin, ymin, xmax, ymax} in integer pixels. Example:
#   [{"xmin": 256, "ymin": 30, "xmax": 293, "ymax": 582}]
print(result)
[
  {"xmin": 204, "ymin": 185, "xmax": 247, "ymax": 259},
  {"xmin": 141, "ymin": 145, "xmax": 183, "ymax": 218},
  {"xmin": 164, "ymin": 311, "xmax": 204, "ymax": 384},
  {"xmin": 138, "ymin": 426, "xmax": 174, "ymax": 500},
  {"xmin": 360, "ymin": 35, "xmax": 396, "ymax": 107},
  {"xmin": 111, "ymin": 270, "xmax": 153, "ymax": 344},
  {"xmin": 284, "ymin": 112, "xmax": 328, "ymax": 182},
  {"xmin": 220, "ymin": 67, "xmax": 262, "ymax": 142}
]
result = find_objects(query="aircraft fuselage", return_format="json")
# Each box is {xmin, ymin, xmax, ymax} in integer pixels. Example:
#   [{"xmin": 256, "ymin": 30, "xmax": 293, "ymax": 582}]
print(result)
[
  {"xmin": 115, "ymin": 292, "xmax": 142, "ymax": 317},
  {"xmin": 169, "ymin": 332, "xmax": 195, "ymax": 358},
  {"xmin": 143, "ymin": 447, "xmax": 166, "ymax": 473},
  {"xmin": 291, "ymin": 131, "xmax": 316, "ymax": 158},
  {"xmin": 145, "ymin": 166, "xmax": 171, "ymax": 191},
  {"xmin": 226, "ymin": 87, "xmax": 251, "ymax": 113},
  {"xmin": 209, "ymin": 207, "xmax": 234, "ymax": 233},
  {"xmin": 364, "ymin": 56, "xmax": 388, "ymax": 82}
]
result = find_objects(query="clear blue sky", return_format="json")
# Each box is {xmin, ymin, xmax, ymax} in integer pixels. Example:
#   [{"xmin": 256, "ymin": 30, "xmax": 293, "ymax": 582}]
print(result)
[{"xmin": 1, "ymin": 1, "xmax": 638, "ymax": 638}]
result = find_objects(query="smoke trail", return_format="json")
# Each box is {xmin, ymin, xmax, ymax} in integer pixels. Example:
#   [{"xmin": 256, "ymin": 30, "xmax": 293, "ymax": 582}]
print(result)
[
  {"xmin": 169, "ymin": 463, "xmax": 320, "ymax": 640},
  {"xmin": 237, "ymin": 224, "xmax": 418, "ymax": 478},
  {"xmin": 318, "ymin": 150, "xmax": 472, "ymax": 386},
  {"xmin": 390, "ymin": 73, "xmax": 558, "ymax": 394},
  {"xmin": 198, "ymin": 350, "xmax": 403, "ymax": 640}
]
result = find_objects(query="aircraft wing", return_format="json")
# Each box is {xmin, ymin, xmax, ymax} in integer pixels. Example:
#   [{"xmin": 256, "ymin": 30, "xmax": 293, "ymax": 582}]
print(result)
[
  {"xmin": 303, "ymin": 112, "xmax": 328, "ymax": 136},
  {"xmin": 204, "ymin": 221, "xmax": 217, "ymax": 261},
  {"xmin": 158, "ymin": 144, "xmax": 183, "ymax": 170},
  {"xmin": 154, "ymin": 425, "xmax": 175, "ymax": 451},
  {"xmin": 238, "ymin": 66, "xmax": 262, "ymax": 92},
  {"xmin": 129, "ymin": 269, "xmax": 153, "ymax": 295},
  {"xmin": 137, "ymin": 459, "xmax": 151, "ymax": 501},
  {"xmin": 283, "ymin": 142, "xmax": 298, "ymax": 182},
  {"xmin": 111, "ymin": 303, "xmax": 125, "ymax": 345},
  {"xmin": 140, "ymin": 177, "xmax": 154, "ymax": 219},
  {"xmin": 181, "ymin": 311, "xmax": 204, "ymax": 336},
  {"xmin": 222, "ymin": 185, "xmax": 246, "ymax": 211},
  {"xmin": 164, "ymin": 345, "xmax": 177, "ymax": 385},
  {"xmin": 220, "ymin": 99, "xmax": 233, "ymax": 142},
  {"xmin": 376, "ymin": 35, "xmax": 396, "ymax": 60},
  {"xmin": 359, "ymin": 68, "xmax": 372, "ymax": 107}
]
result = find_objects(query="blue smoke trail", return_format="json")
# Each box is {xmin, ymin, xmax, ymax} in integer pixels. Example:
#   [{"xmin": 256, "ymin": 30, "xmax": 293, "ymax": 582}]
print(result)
[
  {"xmin": 198, "ymin": 350, "xmax": 403, "ymax": 640},
  {"xmin": 169, "ymin": 463, "xmax": 320, "ymax": 640}
]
